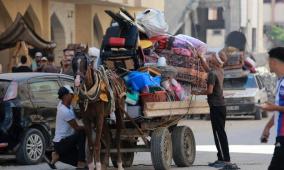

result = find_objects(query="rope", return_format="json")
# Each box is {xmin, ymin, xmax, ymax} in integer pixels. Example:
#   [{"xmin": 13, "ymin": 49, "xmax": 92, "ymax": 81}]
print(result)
[{"xmin": 98, "ymin": 65, "xmax": 115, "ymax": 113}]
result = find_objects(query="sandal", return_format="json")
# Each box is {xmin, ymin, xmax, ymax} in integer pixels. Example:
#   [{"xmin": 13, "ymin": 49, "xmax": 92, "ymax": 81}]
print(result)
[
  {"xmin": 43, "ymin": 155, "xmax": 57, "ymax": 169},
  {"xmin": 208, "ymin": 160, "xmax": 226, "ymax": 168},
  {"xmin": 219, "ymin": 163, "xmax": 240, "ymax": 170}
]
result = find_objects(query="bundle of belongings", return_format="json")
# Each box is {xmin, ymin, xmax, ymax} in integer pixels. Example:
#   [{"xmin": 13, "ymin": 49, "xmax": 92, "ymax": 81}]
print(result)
[
  {"xmin": 208, "ymin": 46, "xmax": 257, "ymax": 79},
  {"xmin": 136, "ymin": 9, "xmax": 208, "ymax": 95},
  {"xmin": 100, "ymin": 8, "xmax": 209, "ymax": 118}
]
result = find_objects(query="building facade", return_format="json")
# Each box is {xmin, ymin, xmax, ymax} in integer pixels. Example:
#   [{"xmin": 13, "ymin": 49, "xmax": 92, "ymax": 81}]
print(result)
[
  {"xmin": 197, "ymin": 0, "xmax": 264, "ymax": 52},
  {"xmin": 263, "ymin": 0, "xmax": 284, "ymax": 24},
  {"xmin": 0, "ymin": 0, "xmax": 164, "ymax": 72}
]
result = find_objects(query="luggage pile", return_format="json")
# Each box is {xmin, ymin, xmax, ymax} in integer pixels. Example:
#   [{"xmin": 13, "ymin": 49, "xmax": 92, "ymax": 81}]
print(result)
[
  {"xmin": 144, "ymin": 34, "xmax": 208, "ymax": 95},
  {"xmin": 213, "ymin": 31, "xmax": 257, "ymax": 79},
  {"xmin": 100, "ymin": 8, "xmax": 209, "ymax": 118},
  {"xmin": 219, "ymin": 46, "xmax": 257, "ymax": 78}
]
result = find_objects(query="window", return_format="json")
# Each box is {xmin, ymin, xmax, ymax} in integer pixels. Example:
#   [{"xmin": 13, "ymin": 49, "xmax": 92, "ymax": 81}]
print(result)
[
  {"xmin": 213, "ymin": 30, "xmax": 222, "ymax": 35},
  {"xmin": 0, "ymin": 81, "xmax": 10, "ymax": 98},
  {"xmin": 224, "ymin": 75, "xmax": 258, "ymax": 90},
  {"xmin": 60, "ymin": 78, "xmax": 74, "ymax": 87},
  {"xmin": 30, "ymin": 80, "xmax": 60, "ymax": 102},
  {"xmin": 208, "ymin": 8, "xmax": 218, "ymax": 20}
]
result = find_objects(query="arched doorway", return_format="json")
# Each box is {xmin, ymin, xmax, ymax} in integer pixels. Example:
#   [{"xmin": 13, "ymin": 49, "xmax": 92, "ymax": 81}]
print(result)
[
  {"xmin": 93, "ymin": 14, "xmax": 103, "ymax": 47},
  {"xmin": 0, "ymin": 1, "xmax": 12, "ymax": 72},
  {"xmin": 51, "ymin": 13, "xmax": 66, "ymax": 65},
  {"xmin": 24, "ymin": 5, "xmax": 41, "ymax": 36}
]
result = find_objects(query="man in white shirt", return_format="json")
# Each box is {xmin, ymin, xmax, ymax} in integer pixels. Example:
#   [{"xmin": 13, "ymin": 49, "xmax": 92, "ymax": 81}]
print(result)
[{"xmin": 46, "ymin": 85, "xmax": 86, "ymax": 169}]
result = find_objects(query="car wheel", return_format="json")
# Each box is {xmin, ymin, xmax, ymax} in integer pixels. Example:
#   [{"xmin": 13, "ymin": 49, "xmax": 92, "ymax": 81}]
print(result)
[
  {"xmin": 111, "ymin": 141, "xmax": 135, "ymax": 168},
  {"xmin": 16, "ymin": 128, "xmax": 46, "ymax": 165},
  {"xmin": 255, "ymin": 109, "xmax": 262, "ymax": 120}
]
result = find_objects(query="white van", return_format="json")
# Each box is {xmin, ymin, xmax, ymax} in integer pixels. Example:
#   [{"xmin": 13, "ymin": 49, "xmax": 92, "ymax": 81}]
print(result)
[{"xmin": 223, "ymin": 74, "xmax": 268, "ymax": 120}]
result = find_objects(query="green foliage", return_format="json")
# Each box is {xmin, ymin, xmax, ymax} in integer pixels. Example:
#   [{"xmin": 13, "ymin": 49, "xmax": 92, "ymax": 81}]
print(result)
[{"xmin": 270, "ymin": 25, "xmax": 284, "ymax": 44}]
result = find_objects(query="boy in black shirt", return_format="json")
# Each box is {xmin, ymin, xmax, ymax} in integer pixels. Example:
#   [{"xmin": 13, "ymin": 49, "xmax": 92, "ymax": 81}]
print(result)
[{"xmin": 205, "ymin": 52, "xmax": 239, "ymax": 170}]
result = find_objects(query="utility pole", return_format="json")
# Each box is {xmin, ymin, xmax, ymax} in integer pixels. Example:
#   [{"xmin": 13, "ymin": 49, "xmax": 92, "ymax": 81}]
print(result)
[{"xmin": 271, "ymin": 0, "xmax": 275, "ymax": 25}]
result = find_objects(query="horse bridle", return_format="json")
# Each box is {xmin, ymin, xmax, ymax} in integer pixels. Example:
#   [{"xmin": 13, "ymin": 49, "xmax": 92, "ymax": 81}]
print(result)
[{"xmin": 73, "ymin": 52, "xmax": 105, "ymax": 111}]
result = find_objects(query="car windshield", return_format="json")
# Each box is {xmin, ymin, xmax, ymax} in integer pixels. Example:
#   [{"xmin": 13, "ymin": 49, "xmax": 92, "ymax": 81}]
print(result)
[
  {"xmin": 224, "ymin": 75, "xmax": 258, "ymax": 90},
  {"xmin": 0, "ymin": 80, "xmax": 11, "ymax": 98}
]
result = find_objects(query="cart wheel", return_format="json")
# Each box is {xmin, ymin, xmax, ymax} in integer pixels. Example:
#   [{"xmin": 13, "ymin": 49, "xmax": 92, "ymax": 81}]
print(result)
[
  {"xmin": 172, "ymin": 126, "xmax": 196, "ymax": 167},
  {"xmin": 111, "ymin": 141, "xmax": 135, "ymax": 168},
  {"xmin": 151, "ymin": 127, "xmax": 172, "ymax": 170}
]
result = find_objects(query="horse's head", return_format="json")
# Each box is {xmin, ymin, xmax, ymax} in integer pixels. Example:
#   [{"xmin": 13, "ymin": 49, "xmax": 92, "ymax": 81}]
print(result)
[{"xmin": 72, "ymin": 50, "xmax": 90, "ymax": 87}]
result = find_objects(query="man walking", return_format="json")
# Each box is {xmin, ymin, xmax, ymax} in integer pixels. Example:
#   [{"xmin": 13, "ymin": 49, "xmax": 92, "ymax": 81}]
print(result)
[
  {"xmin": 260, "ymin": 47, "xmax": 284, "ymax": 170},
  {"xmin": 14, "ymin": 55, "xmax": 32, "ymax": 72},
  {"xmin": 206, "ymin": 53, "xmax": 239, "ymax": 170}
]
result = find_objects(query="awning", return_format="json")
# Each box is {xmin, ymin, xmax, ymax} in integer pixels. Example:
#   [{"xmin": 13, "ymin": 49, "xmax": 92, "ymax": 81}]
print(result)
[{"xmin": 0, "ymin": 13, "xmax": 56, "ymax": 51}]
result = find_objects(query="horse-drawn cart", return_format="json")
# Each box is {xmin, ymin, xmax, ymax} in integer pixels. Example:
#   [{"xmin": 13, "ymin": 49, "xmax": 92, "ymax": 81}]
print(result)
[{"xmin": 108, "ymin": 99, "xmax": 209, "ymax": 170}]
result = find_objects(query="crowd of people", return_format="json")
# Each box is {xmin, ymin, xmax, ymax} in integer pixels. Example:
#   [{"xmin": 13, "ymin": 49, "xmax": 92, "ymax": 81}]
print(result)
[{"xmin": 11, "ymin": 48, "xmax": 74, "ymax": 76}]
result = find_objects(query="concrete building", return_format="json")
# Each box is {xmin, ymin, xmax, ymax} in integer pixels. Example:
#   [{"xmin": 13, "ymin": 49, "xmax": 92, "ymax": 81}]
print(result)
[
  {"xmin": 0, "ymin": 0, "xmax": 164, "ymax": 72},
  {"xmin": 164, "ymin": 0, "xmax": 199, "ymax": 36},
  {"xmin": 263, "ymin": 0, "xmax": 284, "ymax": 25},
  {"xmin": 196, "ymin": 0, "xmax": 264, "ymax": 53},
  {"xmin": 221, "ymin": 0, "xmax": 264, "ymax": 52}
]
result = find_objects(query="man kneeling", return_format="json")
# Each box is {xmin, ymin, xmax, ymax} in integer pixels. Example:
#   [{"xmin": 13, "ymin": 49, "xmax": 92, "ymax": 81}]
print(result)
[{"xmin": 46, "ymin": 85, "xmax": 86, "ymax": 169}]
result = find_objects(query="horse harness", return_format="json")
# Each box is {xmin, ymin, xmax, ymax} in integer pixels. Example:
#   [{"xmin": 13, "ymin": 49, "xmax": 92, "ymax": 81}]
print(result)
[{"xmin": 77, "ymin": 65, "xmax": 121, "ymax": 113}]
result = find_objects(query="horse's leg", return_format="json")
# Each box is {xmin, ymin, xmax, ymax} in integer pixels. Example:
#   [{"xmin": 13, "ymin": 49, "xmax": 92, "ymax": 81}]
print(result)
[
  {"xmin": 94, "ymin": 102, "xmax": 105, "ymax": 170},
  {"xmin": 115, "ymin": 106, "xmax": 125, "ymax": 170},
  {"xmin": 82, "ymin": 117, "xmax": 95, "ymax": 170},
  {"xmin": 101, "ymin": 120, "xmax": 110, "ymax": 169}
]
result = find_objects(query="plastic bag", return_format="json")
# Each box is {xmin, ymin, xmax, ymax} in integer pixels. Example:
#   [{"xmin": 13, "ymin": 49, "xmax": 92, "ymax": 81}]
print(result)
[{"xmin": 136, "ymin": 9, "xmax": 168, "ymax": 38}]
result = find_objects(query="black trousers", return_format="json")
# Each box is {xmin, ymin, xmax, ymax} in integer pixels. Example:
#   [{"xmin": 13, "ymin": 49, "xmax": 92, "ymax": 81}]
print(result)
[
  {"xmin": 268, "ymin": 136, "xmax": 284, "ymax": 170},
  {"xmin": 54, "ymin": 130, "xmax": 86, "ymax": 166},
  {"xmin": 210, "ymin": 105, "xmax": 230, "ymax": 162}
]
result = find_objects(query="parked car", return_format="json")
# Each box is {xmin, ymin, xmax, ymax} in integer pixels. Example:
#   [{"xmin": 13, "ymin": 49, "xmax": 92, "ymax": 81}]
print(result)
[
  {"xmin": 0, "ymin": 73, "xmax": 75, "ymax": 165},
  {"xmin": 223, "ymin": 73, "xmax": 268, "ymax": 120}
]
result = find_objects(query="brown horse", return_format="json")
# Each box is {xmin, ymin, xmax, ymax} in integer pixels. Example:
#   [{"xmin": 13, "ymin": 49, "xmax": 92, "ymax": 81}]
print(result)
[{"xmin": 72, "ymin": 50, "xmax": 126, "ymax": 170}]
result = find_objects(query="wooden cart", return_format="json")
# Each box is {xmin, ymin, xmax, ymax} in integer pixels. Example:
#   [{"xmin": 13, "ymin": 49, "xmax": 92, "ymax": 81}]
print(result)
[{"xmin": 107, "ymin": 99, "xmax": 209, "ymax": 170}]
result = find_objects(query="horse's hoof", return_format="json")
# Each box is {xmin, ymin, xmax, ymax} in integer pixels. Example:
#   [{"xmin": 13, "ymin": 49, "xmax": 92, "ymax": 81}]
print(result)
[
  {"xmin": 117, "ymin": 162, "xmax": 124, "ymax": 170},
  {"xmin": 88, "ymin": 162, "xmax": 95, "ymax": 170},
  {"xmin": 95, "ymin": 162, "xmax": 102, "ymax": 170}
]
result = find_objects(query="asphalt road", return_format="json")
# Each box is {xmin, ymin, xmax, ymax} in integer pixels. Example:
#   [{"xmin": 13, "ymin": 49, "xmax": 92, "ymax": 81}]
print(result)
[{"xmin": 0, "ymin": 114, "xmax": 276, "ymax": 170}]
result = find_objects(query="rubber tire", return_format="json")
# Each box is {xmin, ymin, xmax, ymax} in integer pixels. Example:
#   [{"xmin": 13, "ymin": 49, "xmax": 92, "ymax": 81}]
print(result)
[
  {"xmin": 111, "ymin": 141, "xmax": 135, "ymax": 168},
  {"xmin": 255, "ymin": 109, "xmax": 262, "ymax": 120},
  {"xmin": 16, "ymin": 128, "xmax": 46, "ymax": 165},
  {"xmin": 262, "ymin": 111, "xmax": 268, "ymax": 118},
  {"xmin": 151, "ymin": 127, "xmax": 172, "ymax": 170},
  {"xmin": 172, "ymin": 126, "xmax": 196, "ymax": 167}
]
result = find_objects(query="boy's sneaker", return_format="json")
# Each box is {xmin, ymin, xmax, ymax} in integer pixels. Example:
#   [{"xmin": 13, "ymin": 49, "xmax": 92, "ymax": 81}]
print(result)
[{"xmin": 208, "ymin": 160, "xmax": 226, "ymax": 168}]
